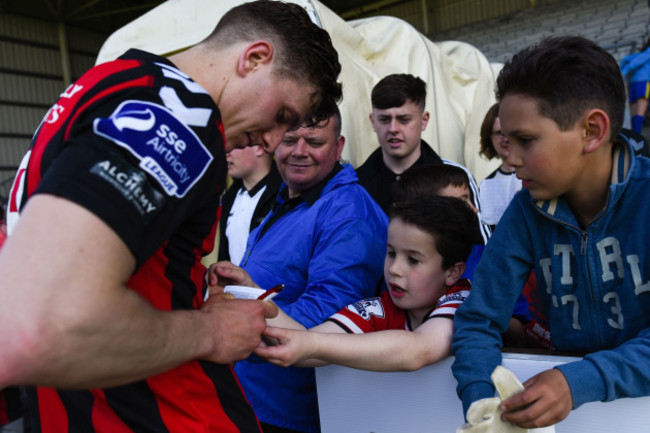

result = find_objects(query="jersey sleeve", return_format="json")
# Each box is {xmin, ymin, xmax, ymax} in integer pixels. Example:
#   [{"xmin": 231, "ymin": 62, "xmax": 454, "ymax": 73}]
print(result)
[
  {"xmin": 427, "ymin": 279, "xmax": 471, "ymax": 320},
  {"xmin": 327, "ymin": 295, "xmax": 394, "ymax": 333},
  {"xmin": 32, "ymin": 68, "xmax": 225, "ymax": 267}
]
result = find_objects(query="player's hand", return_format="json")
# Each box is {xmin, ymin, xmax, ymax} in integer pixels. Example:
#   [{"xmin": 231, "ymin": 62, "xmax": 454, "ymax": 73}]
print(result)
[
  {"xmin": 254, "ymin": 326, "xmax": 315, "ymax": 367},
  {"xmin": 204, "ymin": 261, "xmax": 258, "ymax": 296},
  {"xmin": 199, "ymin": 294, "xmax": 278, "ymax": 364},
  {"xmin": 500, "ymin": 368, "xmax": 572, "ymax": 428}
]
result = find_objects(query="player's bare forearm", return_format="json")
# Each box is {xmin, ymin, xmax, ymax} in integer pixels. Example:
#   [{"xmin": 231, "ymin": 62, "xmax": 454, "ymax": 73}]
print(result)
[{"xmin": 0, "ymin": 195, "xmax": 276, "ymax": 389}]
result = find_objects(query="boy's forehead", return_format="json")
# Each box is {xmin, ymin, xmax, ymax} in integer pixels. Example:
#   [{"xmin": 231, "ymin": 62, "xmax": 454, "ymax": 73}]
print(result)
[
  {"xmin": 373, "ymin": 99, "xmax": 423, "ymax": 115},
  {"xmin": 440, "ymin": 184, "xmax": 470, "ymax": 198},
  {"xmin": 499, "ymin": 94, "xmax": 546, "ymax": 130}
]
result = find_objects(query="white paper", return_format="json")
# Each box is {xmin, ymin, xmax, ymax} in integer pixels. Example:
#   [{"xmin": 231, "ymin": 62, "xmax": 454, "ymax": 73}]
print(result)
[{"xmin": 223, "ymin": 285, "xmax": 266, "ymax": 300}]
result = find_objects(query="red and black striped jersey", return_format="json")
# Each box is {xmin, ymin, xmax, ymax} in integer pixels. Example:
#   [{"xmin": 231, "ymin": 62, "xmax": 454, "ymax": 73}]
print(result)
[{"xmin": 9, "ymin": 49, "xmax": 261, "ymax": 433}]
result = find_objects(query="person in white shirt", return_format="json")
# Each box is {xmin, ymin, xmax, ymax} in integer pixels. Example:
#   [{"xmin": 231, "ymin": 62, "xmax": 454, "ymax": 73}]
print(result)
[
  {"xmin": 218, "ymin": 144, "xmax": 281, "ymax": 264},
  {"xmin": 478, "ymin": 102, "xmax": 522, "ymax": 230}
]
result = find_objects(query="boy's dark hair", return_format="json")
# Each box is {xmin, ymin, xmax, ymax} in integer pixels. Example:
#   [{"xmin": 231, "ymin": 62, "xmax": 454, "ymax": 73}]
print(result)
[
  {"xmin": 390, "ymin": 196, "xmax": 477, "ymax": 269},
  {"xmin": 496, "ymin": 36, "xmax": 625, "ymax": 138},
  {"xmin": 479, "ymin": 103, "xmax": 500, "ymax": 160},
  {"xmin": 371, "ymin": 74, "xmax": 426, "ymax": 111},
  {"xmin": 392, "ymin": 164, "xmax": 470, "ymax": 203},
  {"xmin": 206, "ymin": 0, "xmax": 342, "ymax": 126}
]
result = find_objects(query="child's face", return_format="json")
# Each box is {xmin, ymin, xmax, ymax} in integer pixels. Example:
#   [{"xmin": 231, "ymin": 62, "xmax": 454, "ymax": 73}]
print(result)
[
  {"xmin": 438, "ymin": 184, "xmax": 477, "ymax": 213},
  {"xmin": 384, "ymin": 217, "xmax": 451, "ymax": 324},
  {"xmin": 499, "ymin": 94, "xmax": 586, "ymax": 201},
  {"xmin": 491, "ymin": 117, "xmax": 511, "ymax": 161}
]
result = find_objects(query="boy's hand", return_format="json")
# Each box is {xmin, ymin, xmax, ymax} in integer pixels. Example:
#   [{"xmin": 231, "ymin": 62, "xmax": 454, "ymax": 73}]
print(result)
[
  {"xmin": 254, "ymin": 327, "xmax": 314, "ymax": 367},
  {"xmin": 205, "ymin": 261, "xmax": 258, "ymax": 296},
  {"xmin": 500, "ymin": 368, "xmax": 572, "ymax": 428}
]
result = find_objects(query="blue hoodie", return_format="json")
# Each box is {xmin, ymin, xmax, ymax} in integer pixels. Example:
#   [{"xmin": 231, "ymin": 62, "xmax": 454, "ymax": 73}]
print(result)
[
  {"xmin": 236, "ymin": 164, "xmax": 388, "ymax": 432},
  {"xmin": 452, "ymin": 135, "xmax": 650, "ymax": 414},
  {"xmin": 620, "ymin": 47, "xmax": 650, "ymax": 83}
]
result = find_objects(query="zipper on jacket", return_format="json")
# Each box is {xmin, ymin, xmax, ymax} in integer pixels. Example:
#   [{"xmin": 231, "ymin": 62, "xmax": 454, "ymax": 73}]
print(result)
[{"xmin": 580, "ymin": 232, "xmax": 588, "ymax": 255}]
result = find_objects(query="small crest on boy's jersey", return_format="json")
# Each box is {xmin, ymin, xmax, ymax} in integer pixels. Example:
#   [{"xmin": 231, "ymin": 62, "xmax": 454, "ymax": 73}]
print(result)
[{"xmin": 348, "ymin": 297, "xmax": 385, "ymax": 321}]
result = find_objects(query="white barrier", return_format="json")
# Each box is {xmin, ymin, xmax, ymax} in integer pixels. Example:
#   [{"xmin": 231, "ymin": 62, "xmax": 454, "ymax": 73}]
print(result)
[{"xmin": 316, "ymin": 353, "xmax": 650, "ymax": 433}]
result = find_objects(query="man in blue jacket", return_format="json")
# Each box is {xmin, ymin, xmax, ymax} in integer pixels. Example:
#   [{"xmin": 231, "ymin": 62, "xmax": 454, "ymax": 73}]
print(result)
[{"xmin": 235, "ymin": 107, "xmax": 388, "ymax": 433}]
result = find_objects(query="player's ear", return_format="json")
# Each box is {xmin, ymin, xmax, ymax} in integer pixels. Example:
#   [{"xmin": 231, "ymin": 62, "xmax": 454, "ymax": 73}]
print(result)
[
  {"xmin": 237, "ymin": 41, "xmax": 273, "ymax": 77},
  {"xmin": 583, "ymin": 108, "xmax": 609, "ymax": 153},
  {"xmin": 445, "ymin": 262, "xmax": 465, "ymax": 286}
]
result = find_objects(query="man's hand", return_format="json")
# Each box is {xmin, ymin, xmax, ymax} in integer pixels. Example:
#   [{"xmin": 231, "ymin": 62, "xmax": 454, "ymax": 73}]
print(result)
[
  {"xmin": 200, "ymin": 293, "xmax": 278, "ymax": 364},
  {"xmin": 500, "ymin": 368, "xmax": 572, "ymax": 428},
  {"xmin": 254, "ymin": 326, "xmax": 315, "ymax": 367},
  {"xmin": 205, "ymin": 261, "xmax": 258, "ymax": 296}
]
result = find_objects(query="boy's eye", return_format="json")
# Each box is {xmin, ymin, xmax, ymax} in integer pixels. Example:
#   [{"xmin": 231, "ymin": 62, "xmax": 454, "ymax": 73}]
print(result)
[
  {"xmin": 514, "ymin": 136, "xmax": 533, "ymax": 146},
  {"xmin": 386, "ymin": 250, "xmax": 396, "ymax": 258},
  {"xmin": 408, "ymin": 256, "xmax": 420, "ymax": 265}
]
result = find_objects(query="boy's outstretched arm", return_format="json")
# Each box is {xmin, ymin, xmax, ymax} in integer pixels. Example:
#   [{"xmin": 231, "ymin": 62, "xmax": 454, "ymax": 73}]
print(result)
[
  {"xmin": 256, "ymin": 316, "xmax": 453, "ymax": 371},
  {"xmin": 500, "ymin": 368, "xmax": 573, "ymax": 428}
]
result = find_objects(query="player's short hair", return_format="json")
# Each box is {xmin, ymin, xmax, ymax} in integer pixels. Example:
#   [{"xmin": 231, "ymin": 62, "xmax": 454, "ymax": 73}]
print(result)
[
  {"xmin": 205, "ymin": 0, "xmax": 342, "ymax": 126},
  {"xmin": 390, "ymin": 196, "xmax": 476, "ymax": 269},
  {"xmin": 479, "ymin": 103, "xmax": 500, "ymax": 160},
  {"xmin": 371, "ymin": 74, "xmax": 426, "ymax": 111},
  {"xmin": 496, "ymin": 36, "xmax": 625, "ymax": 137},
  {"xmin": 392, "ymin": 164, "xmax": 470, "ymax": 203}
]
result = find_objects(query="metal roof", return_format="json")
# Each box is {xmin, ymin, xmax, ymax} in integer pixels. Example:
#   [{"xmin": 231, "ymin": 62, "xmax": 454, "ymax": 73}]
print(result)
[{"xmin": 0, "ymin": 0, "xmax": 379, "ymax": 35}]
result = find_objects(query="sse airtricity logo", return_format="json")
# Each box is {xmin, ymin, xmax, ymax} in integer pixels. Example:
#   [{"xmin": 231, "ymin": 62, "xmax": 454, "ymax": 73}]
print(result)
[{"xmin": 93, "ymin": 100, "xmax": 213, "ymax": 197}]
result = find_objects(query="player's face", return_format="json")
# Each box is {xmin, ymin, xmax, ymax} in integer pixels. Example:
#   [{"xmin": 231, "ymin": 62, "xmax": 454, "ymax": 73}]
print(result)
[
  {"xmin": 274, "ymin": 116, "xmax": 344, "ymax": 197},
  {"xmin": 384, "ymin": 217, "xmax": 449, "ymax": 325},
  {"xmin": 221, "ymin": 67, "xmax": 318, "ymax": 154},
  {"xmin": 499, "ymin": 94, "xmax": 586, "ymax": 201},
  {"xmin": 438, "ymin": 184, "xmax": 477, "ymax": 213},
  {"xmin": 226, "ymin": 145, "xmax": 262, "ymax": 179},
  {"xmin": 370, "ymin": 100, "xmax": 429, "ymax": 163}
]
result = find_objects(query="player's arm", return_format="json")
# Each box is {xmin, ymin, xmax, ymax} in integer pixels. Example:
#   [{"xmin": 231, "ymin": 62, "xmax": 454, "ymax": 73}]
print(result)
[
  {"xmin": 257, "ymin": 316, "xmax": 453, "ymax": 371},
  {"xmin": 0, "ymin": 195, "xmax": 277, "ymax": 389}
]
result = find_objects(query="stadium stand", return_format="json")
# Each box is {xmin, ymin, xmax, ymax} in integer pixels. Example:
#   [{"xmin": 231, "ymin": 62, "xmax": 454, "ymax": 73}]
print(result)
[{"xmin": 432, "ymin": 0, "xmax": 650, "ymax": 64}]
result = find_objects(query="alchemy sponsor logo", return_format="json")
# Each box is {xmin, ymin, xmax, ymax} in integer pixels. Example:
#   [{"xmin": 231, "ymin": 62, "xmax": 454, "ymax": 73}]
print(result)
[
  {"xmin": 93, "ymin": 100, "xmax": 213, "ymax": 197},
  {"xmin": 91, "ymin": 159, "xmax": 165, "ymax": 218}
]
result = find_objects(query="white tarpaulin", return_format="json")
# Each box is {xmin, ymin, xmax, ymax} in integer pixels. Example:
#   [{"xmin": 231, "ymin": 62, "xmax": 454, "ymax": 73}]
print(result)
[{"xmin": 96, "ymin": 0, "xmax": 500, "ymax": 181}]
